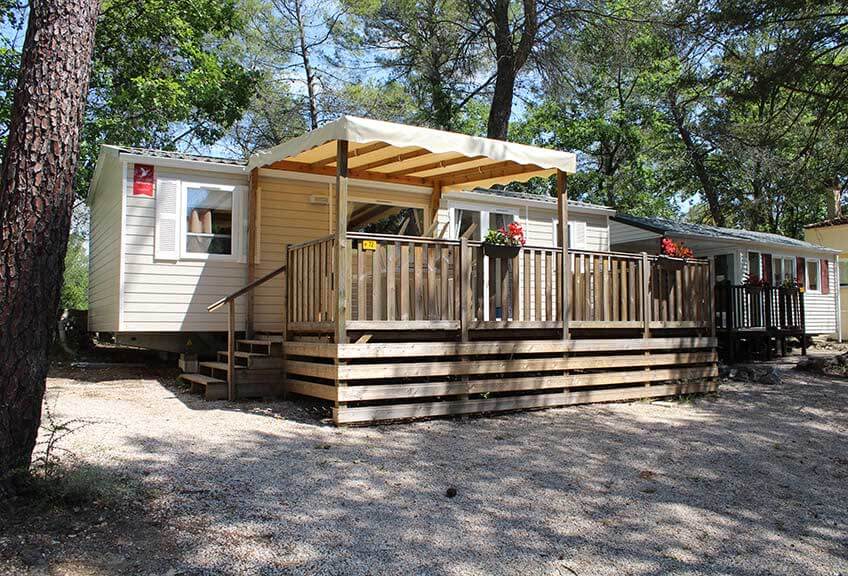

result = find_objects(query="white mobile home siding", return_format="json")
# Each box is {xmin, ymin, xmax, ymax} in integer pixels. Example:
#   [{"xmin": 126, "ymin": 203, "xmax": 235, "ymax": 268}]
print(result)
[
  {"xmin": 610, "ymin": 218, "xmax": 840, "ymax": 336},
  {"xmin": 437, "ymin": 193, "xmax": 610, "ymax": 250},
  {"xmin": 253, "ymin": 171, "xmax": 432, "ymax": 333},
  {"xmin": 737, "ymin": 249, "xmax": 838, "ymax": 335},
  {"xmin": 803, "ymin": 263, "xmax": 838, "ymax": 334},
  {"xmin": 88, "ymin": 157, "xmax": 123, "ymax": 332},
  {"xmin": 121, "ymin": 163, "xmax": 249, "ymax": 332}
]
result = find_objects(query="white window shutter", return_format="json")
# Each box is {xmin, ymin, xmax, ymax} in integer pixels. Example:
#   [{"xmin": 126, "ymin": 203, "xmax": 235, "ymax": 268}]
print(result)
[
  {"xmin": 569, "ymin": 221, "xmax": 587, "ymax": 249},
  {"xmin": 154, "ymin": 179, "xmax": 180, "ymax": 260}
]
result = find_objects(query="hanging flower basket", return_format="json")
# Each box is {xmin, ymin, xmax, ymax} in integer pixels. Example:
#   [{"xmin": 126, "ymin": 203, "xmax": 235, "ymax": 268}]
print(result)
[
  {"xmin": 483, "ymin": 243, "xmax": 521, "ymax": 259},
  {"xmin": 658, "ymin": 237, "xmax": 693, "ymax": 271},
  {"xmin": 656, "ymin": 255, "xmax": 685, "ymax": 271},
  {"xmin": 482, "ymin": 221, "xmax": 525, "ymax": 259}
]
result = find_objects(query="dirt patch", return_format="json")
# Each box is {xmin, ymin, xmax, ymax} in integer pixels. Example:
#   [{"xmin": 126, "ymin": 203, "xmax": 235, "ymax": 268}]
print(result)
[
  {"xmin": 2, "ymin": 359, "xmax": 847, "ymax": 575},
  {"xmin": 797, "ymin": 351, "xmax": 848, "ymax": 377}
]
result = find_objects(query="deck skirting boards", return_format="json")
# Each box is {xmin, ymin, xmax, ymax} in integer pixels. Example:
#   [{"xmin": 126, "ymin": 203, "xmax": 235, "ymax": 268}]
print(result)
[{"xmin": 283, "ymin": 336, "xmax": 719, "ymax": 425}]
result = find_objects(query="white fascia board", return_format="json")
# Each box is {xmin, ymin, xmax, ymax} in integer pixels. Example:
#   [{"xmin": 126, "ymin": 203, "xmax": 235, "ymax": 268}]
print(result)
[
  {"xmin": 119, "ymin": 152, "xmax": 247, "ymax": 176},
  {"xmin": 443, "ymin": 190, "xmax": 615, "ymax": 216}
]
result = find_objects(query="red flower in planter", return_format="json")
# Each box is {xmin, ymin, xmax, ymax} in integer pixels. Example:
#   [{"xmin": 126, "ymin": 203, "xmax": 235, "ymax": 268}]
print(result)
[
  {"xmin": 484, "ymin": 221, "xmax": 526, "ymax": 247},
  {"xmin": 660, "ymin": 237, "xmax": 694, "ymax": 258}
]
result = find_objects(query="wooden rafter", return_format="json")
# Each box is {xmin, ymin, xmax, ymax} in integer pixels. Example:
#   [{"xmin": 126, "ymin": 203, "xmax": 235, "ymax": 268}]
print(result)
[
  {"xmin": 310, "ymin": 141, "xmax": 390, "ymax": 167},
  {"xmin": 386, "ymin": 154, "xmax": 487, "ymax": 177},
  {"xmin": 268, "ymin": 159, "xmax": 429, "ymax": 187},
  {"xmin": 353, "ymin": 148, "xmax": 430, "ymax": 172},
  {"xmin": 438, "ymin": 161, "xmax": 545, "ymax": 187}
]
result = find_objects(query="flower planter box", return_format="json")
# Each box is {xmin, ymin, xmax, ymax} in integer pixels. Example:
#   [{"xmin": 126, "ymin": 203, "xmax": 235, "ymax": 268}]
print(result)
[
  {"xmin": 483, "ymin": 244, "xmax": 521, "ymax": 259},
  {"xmin": 657, "ymin": 255, "xmax": 685, "ymax": 271}
]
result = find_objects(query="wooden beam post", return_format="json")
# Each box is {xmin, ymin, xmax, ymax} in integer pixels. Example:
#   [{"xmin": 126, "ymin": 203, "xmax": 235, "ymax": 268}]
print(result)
[
  {"xmin": 708, "ymin": 257, "xmax": 716, "ymax": 339},
  {"xmin": 246, "ymin": 167, "xmax": 259, "ymax": 338},
  {"xmin": 335, "ymin": 140, "xmax": 349, "ymax": 344},
  {"xmin": 228, "ymin": 299, "xmax": 236, "ymax": 401},
  {"xmin": 429, "ymin": 181, "xmax": 443, "ymax": 228},
  {"xmin": 460, "ymin": 237, "xmax": 469, "ymax": 342},
  {"xmin": 641, "ymin": 252, "xmax": 651, "ymax": 338},
  {"xmin": 557, "ymin": 170, "xmax": 569, "ymax": 340}
]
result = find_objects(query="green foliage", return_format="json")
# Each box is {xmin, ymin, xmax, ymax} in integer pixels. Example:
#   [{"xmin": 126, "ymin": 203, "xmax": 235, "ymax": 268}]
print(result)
[
  {"xmin": 339, "ymin": 0, "xmax": 484, "ymax": 131},
  {"xmin": 60, "ymin": 234, "xmax": 88, "ymax": 310},
  {"xmin": 514, "ymin": 1, "xmax": 683, "ymax": 217},
  {"xmin": 0, "ymin": 0, "xmax": 257, "ymax": 199}
]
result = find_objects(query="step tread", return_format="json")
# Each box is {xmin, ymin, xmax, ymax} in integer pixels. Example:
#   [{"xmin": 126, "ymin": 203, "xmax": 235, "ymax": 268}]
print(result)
[
  {"xmin": 219, "ymin": 351, "xmax": 269, "ymax": 358},
  {"xmin": 179, "ymin": 373, "xmax": 226, "ymax": 386},
  {"xmin": 237, "ymin": 339, "xmax": 275, "ymax": 346},
  {"xmin": 199, "ymin": 361, "xmax": 244, "ymax": 371}
]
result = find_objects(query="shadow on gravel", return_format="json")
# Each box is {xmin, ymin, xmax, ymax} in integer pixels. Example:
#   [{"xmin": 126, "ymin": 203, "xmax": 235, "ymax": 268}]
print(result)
[{"xmin": 10, "ymin": 364, "xmax": 848, "ymax": 576}]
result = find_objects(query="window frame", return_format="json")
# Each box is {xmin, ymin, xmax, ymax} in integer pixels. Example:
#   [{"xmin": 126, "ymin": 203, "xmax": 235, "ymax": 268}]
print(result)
[
  {"xmin": 839, "ymin": 258, "xmax": 848, "ymax": 288},
  {"xmin": 771, "ymin": 255, "xmax": 796, "ymax": 285},
  {"xmin": 179, "ymin": 180, "xmax": 244, "ymax": 262},
  {"xmin": 747, "ymin": 250, "xmax": 762, "ymax": 280},
  {"xmin": 806, "ymin": 258, "xmax": 821, "ymax": 293},
  {"xmin": 551, "ymin": 217, "xmax": 586, "ymax": 249},
  {"xmin": 448, "ymin": 201, "xmax": 519, "ymax": 241}
]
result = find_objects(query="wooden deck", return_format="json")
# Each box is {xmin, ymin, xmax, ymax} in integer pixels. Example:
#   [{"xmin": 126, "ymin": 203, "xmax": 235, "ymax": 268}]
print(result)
[
  {"xmin": 281, "ymin": 233, "xmax": 718, "ymax": 425},
  {"xmin": 714, "ymin": 284, "xmax": 805, "ymax": 361}
]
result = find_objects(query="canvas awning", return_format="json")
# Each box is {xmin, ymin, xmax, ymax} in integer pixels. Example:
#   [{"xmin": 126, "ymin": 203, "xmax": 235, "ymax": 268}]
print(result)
[{"xmin": 247, "ymin": 115, "xmax": 576, "ymax": 191}]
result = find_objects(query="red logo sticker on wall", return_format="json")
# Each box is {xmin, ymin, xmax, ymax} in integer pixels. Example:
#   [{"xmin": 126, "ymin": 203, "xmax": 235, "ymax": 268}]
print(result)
[{"xmin": 133, "ymin": 164, "xmax": 155, "ymax": 197}]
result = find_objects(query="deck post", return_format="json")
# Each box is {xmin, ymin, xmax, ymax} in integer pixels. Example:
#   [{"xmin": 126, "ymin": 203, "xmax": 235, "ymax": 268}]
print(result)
[
  {"xmin": 641, "ymin": 252, "xmax": 651, "ymax": 338},
  {"xmin": 799, "ymin": 289, "xmax": 807, "ymax": 356},
  {"xmin": 708, "ymin": 257, "xmax": 716, "ymax": 339},
  {"xmin": 246, "ymin": 167, "xmax": 259, "ymax": 338},
  {"xmin": 460, "ymin": 237, "xmax": 470, "ymax": 342},
  {"xmin": 335, "ymin": 140, "xmax": 349, "ymax": 344},
  {"xmin": 228, "ymin": 299, "xmax": 236, "ymax": 401},
  {"xmin": 640, "ymin": 252, "xmax": 651, "ymax": 388},
  {"xmin": 556, "ymin": 170, "xmax": 569, "ymax": 340},
  {"xmin": 430, "ymin": 181, "xmax": 443, "ymax": 230}
]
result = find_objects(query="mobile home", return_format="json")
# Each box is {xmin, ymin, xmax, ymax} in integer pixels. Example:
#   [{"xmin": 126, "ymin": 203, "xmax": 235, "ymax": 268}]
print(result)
[
  {"xmin": 611, "ymin": 214, "xmax": 841, "ymax": 359},
  {"xmin": 88, "ymin": 116, "xmax": 718, "ymax": 424}
]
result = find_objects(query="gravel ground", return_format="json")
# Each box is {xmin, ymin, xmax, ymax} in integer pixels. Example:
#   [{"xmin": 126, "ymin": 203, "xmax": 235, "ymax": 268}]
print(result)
[{"xmin": 2, "ymin": 359, "xmax": 847, "ymax": 576}]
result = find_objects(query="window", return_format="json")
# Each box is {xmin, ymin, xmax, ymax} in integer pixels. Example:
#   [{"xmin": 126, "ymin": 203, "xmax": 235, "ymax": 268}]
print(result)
[
  {"xmin": 806, "ymin": 259, "xmax": 820, "ymax": 292},
  {"xmin": 185, "ymin": 187, "xmax": 234, "ymax": 255},
  {"xmin": 490, "ymin": 212, "xmax": 514, "ymax": 234},
  {"xmin": 715, "ymin": 254, "xmax": 733, "ymax": 283},
  {"xmin": 840, "ymin": 260, "xmax": 848, "ymax": 287},
  {"xmin": 553, "ymin": 218, "xmax": 586, "ymax": 248},
  {"xmin": 747, "ymin": 251, "xmax": 762, "ymax": 280},
  {"xmin": 455, "ymin": 208, "xmax": 481, "ymax": 240},
  {"xmin": 772, "ymin": 256, "xmax": 795, "ymax": 284},
  {"xmin": 451, "ymin": 205, "xmax": 517, "ymax": 241}
]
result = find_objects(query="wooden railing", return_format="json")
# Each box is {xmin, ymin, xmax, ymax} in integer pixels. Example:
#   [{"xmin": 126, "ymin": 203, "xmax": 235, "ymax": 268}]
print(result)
[
  {"xmin": 714, "ymin": 284, "xmax": 804, "ymax": 332},
  {"xmin": 208, "ymin": 262, "xmax": 287, "ymax": 400},
  {"xmin": 287, "ymin": 235, "xmax": 336, "ymax": 327},
  {"xmin": 285, "ymin": 233, "xmax": 714, "ymax": 337}
]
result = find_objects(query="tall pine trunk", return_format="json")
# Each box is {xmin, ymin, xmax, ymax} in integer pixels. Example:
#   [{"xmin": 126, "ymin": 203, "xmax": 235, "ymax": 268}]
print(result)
[
  {"xmin": 484, "ymin": 0, "xmax": 537, "ymax": 141},
  {"xmin": 0, "ymin": 0, "xmax": 99, "ymax": 480}
]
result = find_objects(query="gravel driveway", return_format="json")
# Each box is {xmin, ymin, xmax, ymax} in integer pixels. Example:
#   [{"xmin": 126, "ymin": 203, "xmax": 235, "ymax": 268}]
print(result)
[{"xmin": 2, "ymin": 359, "xmax": 847, "ymax": 576}]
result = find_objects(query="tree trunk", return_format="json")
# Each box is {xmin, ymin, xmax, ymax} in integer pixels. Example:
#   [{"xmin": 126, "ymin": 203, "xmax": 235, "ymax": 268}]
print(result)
[
  {"xmin": 294, "ymin": 0, "xmax": 319, "ymax": 130},
  {"xmin": 487, "ymin": 58, "xmax": 516, "ymax": 140},
  {"xmin": 0, "ymin": 0, "xmax": 99, "ymax": 479},
  {"xmin": 667, "ymin": 91, "xmax": 725, "ymax": 227},
  {"xmin": 485, "ymin": 0, "xmax": 537, "ymax": 141}
]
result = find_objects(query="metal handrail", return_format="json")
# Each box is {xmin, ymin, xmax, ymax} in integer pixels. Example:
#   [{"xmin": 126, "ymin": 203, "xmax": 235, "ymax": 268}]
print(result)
[
  {"xmin": 206, "ymin": 262, "xmax": 287, "ymax": 403},
  {"xmin": 207, "ymin": 263, "xmax": 287, "ymax": 313}
]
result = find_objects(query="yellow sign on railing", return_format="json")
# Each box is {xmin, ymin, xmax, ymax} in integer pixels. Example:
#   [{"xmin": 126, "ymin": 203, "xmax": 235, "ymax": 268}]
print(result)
[{"xmin": 362, "ymin": 240, "xmax": 378, "ymax": 251}]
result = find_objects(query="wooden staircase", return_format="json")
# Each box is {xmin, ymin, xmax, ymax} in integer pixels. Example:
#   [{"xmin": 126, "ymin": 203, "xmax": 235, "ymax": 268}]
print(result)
[{"xmin": 179, "ymin": 337, "xmax": 284, "ymax": 400}]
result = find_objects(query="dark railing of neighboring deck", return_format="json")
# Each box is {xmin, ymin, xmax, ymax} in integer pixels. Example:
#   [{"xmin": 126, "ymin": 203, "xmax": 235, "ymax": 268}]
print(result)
[{"xmin": 714, "ymin": 284, "xmax": 804, "ymax": 333}]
